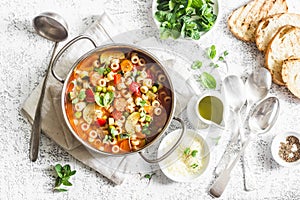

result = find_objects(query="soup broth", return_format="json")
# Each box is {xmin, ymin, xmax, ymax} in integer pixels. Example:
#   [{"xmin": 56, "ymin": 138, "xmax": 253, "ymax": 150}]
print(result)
[{"xmin": 64, "ymin": 47, "xmax": 173, "ymax": 154}]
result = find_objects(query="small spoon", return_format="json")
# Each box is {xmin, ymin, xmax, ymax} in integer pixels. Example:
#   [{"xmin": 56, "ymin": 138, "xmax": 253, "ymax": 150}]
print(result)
[
  {"xmin": 242, "ymin": 67, "xmax": 272, "ymax": 191},
  {"xmin": 29, "ymin": 12, "xmax": 68, "ymax": 162},
  {"xmin": 209, "ymin": 96, "xmax": 280, "ymax": 198}
]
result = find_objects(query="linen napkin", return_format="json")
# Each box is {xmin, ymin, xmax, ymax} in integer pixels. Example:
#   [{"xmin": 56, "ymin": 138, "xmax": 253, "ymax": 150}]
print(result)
[{"xmin": 22, "ymin": 12, "xmax": 128, "ymax": 185}]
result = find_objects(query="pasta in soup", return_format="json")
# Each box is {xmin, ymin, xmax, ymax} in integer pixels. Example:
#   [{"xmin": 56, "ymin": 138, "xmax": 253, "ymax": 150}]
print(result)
[{"xmin": 64, "ymin": 47, "xmax": 173, "ymax": 154}]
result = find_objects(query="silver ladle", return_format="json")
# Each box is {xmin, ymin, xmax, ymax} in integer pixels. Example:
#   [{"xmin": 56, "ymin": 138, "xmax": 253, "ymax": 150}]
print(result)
[
  {"xmin": 209, "ymin": 96, "xmax": 280, "ymax": 198},
  {"xmin": 29, "ymin": 12, "xmax": 68, "ymax": 161}
]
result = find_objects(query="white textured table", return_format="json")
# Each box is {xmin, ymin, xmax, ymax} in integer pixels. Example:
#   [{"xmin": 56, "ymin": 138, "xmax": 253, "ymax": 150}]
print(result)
[{"xmin": 1, "ymin": 0, "xmax": 300, "ymax": 199}]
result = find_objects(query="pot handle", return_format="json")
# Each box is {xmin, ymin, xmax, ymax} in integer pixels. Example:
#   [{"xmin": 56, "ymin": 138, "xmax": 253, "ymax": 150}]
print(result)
[
  {"xmin": 51, "ymin": 35, "xmax": 97, "ymax": 83},
  {"xmin": 138, "ymin": 117, "xmax": 186, "ymax": 163}
]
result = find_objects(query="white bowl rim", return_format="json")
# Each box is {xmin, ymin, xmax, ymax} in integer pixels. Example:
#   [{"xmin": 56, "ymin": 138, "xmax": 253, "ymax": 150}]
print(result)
[
  {"xmin": 271, "ymin": 131, "xmax": 300, "ymax": 167},
  {"xmin": 158, "ymin": 129, "xmax": 210, "ymax": 182}
]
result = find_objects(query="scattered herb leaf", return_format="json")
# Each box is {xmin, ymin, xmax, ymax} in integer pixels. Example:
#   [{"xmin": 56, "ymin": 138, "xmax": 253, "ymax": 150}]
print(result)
[
  {"xmin": 184, "ymin": 147, "xmax": 191, "ymax": 155},
  {"xmin": 191, "ymin": 150, "xmax": 198, "ymax": 157},
  {"xmin": 223, "ymin": 50, "xmax": 229, "ymax": 56},
  {"xmin": 207, "ymin": 45, "xmax": 216, "ymax": 59},
  {"xmin": 218, "ymin": 56, "xmax": 224, "ymax": 61},
  {"xmin": 191, "ymin": 60, "xmax": 203, "ymax": 70},
  {"xmin": 141, "ymin": 173, "xmax": 156, "ymax": 181},
  {"xmin": 190, "ymin": 163, "xmax": 199, "ymax": 169},
  {"xmin": 199, "ymin": 72, "xmax": 216, "ymax": 89},
  {"xmin": 53, "ymin": 164, "xmax": 76, "ymax": 192}
]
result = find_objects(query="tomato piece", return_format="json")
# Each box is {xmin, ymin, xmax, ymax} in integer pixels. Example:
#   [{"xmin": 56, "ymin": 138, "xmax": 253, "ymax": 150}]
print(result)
[
  {"xmin": 113, "ymin": 74, "xmax": 122, "ymax": 85},
  {"xmin": 134, "ymin": 90, "xmax": 142, "ymax": 98},
  {"xmin": 112, "ymin": 110, "xmax": 122, "ymax": 120},
  {"xmin": 129, "ymin": 81, "xmax": 140, "ymax": 94},
  {"xmin": 146, "ymin": 69, "xmax": 154, "ymax": 80},
  {"xmin": 97, "ymin": 118, "xmax": 107, "ymax": 126},
  {"xmin": 85, "ymin": 88, "xmax": 95, "ymax": 102}
]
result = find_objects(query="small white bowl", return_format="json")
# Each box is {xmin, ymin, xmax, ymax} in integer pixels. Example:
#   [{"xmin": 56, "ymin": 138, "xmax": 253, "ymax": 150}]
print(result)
[
  {"xmin": 158, "ymin": 129, "xmax": 210, "ymax": 182},
  {"xmin": 271, "ymin": 131, "xmax": 300, "ymax": 167},
  {"xmin": 152, "ymin": 0, "xmax": 220, "ymax": 41}
]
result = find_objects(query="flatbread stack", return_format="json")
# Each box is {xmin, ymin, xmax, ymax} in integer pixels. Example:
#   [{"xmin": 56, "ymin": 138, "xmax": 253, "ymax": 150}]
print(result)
[{"xmin": 228, "ymin": 0, "xmax": 300, "ymax": 98}]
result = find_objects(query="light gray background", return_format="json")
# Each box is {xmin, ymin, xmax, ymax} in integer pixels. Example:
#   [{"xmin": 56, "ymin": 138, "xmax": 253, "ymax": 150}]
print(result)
[{"xmin": 1, "ymin": 0, "xmax": 300, "ymax": 199}]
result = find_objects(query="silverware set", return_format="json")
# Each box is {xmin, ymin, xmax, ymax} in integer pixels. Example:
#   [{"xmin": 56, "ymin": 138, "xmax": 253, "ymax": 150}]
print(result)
[{"xmin": 209, "ymin": 69, "xmax": 280, "ymax": 198}]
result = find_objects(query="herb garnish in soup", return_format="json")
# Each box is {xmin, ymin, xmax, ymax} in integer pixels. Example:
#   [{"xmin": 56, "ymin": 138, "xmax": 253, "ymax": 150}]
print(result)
[{"xmin": 65, "ymin": 47, "xmax": 172, "ymax": 154}]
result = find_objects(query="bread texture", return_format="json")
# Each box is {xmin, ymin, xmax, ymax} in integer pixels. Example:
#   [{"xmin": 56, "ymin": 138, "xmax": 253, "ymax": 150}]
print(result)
[
  {"xmin": 265, "ymin": 25, "xmax": 300, "ymax": 85},
  {"xmin": 256, "ymin": 13, "xmax": 300, "ymax": 51},
  {"xmin": 282, "ymin": 58, "xmax": 300, "ymax": 98},
  {"xmin": 228, "ymin": 0, "xmax": 288, "ymax": 42}
]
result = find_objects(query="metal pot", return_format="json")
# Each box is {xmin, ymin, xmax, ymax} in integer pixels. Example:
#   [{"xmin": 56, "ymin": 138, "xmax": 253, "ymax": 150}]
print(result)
[{"xmin": 51, "ymin": 35, "xmax": 186, "ymax": 163}]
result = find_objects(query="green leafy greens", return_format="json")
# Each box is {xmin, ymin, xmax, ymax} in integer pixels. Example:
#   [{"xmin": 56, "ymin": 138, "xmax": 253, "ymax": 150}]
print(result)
[
  {"xmin": 154, "ymin": 0, "xmax": 217, "ymax": 40},
  {"xmin": 95, "ymin": 91, "xmax": 114, "ymax": 107},
  {"xmin": 53, "ymin": 164, "xmax": 76, "ymax": 192}
]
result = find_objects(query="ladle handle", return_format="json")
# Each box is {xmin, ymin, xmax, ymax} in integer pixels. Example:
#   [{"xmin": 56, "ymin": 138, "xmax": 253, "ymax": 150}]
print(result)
[
  {"xmin": 138, "ymin": 117, "xmax": 186, "ymax": 163},
  {"xmin": 51, "ymin": 35, "xmax": 97, "ymax": 83},
  {"xmin": 30, "ymin": 42, "xmax": 59, "ymax": 162}
]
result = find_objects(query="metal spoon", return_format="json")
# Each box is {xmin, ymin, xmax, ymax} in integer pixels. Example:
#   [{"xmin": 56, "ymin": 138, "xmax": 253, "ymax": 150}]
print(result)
[
  {"xmin": 214, "ymin": 75, "xmax": 246, "ymax": 174},
  {"xmin": 245, "ymin": 68, "xmax": 272, "ymax": 114},
  {"xmin": 29, "ymin": 12, "xmax": 68, "ymax": 161},
  {"xmin": 209, "ymin": 96, "xmax": 280, "ymax": 198},
  {"xmin": 242, "ymin": 68, "xmax": 272, "ymax": 191}
]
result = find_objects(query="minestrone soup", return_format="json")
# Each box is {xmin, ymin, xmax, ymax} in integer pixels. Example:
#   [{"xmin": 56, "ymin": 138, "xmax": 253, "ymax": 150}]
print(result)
[{"xmin": 64, "ymin": 47, "xmax": 173, "ymax": 154}]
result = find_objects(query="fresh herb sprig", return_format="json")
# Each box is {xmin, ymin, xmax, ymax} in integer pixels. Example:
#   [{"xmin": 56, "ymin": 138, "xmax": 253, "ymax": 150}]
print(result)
[
  {"xmin": 191, "ymin": 45, "xmax": 229, "ymax": 89},
  {"xmin": 208, "ymin": 45, "xmax": 229, "ymax": 68},
  {"xmin": 183, "ymin": 147, "xmax": 199, "ymax": 169},
  {"xmin": 53, "ymin": 164, "xmax": 76, "ymax": 192},
  {"xmin": 154, "ymin": 0, "xmax": 217, "ymax": 40},
  {"xmin": 183, "ymin": 147, "xmax": 198, "ymax": 158}
]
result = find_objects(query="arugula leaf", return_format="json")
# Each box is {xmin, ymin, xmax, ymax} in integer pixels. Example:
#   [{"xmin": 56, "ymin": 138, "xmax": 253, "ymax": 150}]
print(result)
[
  {"xmin": 53, "ymin": 164, "xmax": 76, "ymax": 192},
  {"xmin": 199, "ymin": 72, "xmax": 216, "ymax": 89}
]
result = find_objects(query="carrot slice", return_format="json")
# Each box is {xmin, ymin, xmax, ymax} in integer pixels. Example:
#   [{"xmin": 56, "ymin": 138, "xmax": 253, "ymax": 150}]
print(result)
[
  {"xmin": 120, "ymin": 59, "xmax": 133, "ymax": 73},
  {"xmin": 120, "ymin": 140, "xmax": 131, "ymax": 152}
]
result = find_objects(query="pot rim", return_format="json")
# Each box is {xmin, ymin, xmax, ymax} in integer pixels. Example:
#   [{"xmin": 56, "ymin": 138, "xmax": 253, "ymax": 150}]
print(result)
[{"xmin": 61, "ymin": 43, "xmax": 176, "ymax": 157}]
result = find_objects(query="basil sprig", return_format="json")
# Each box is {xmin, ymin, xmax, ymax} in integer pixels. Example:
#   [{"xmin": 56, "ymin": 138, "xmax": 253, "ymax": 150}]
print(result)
[{"xmin": 53, "ymin": 164, "xmax": 76, "ymax": 192}]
